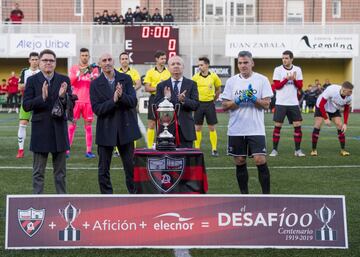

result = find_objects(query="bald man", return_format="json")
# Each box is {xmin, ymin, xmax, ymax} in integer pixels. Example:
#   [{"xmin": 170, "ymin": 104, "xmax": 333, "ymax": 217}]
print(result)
[
  {"xmin": 90, "ymin": 53, "xmax": 141, "ymax": 194},
  {"xmin": 154, "ymin": 55, "xmax": 199, "ymax": 148}
]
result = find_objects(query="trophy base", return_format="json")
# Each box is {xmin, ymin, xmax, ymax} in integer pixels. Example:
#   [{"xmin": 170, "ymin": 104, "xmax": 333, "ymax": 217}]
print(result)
[{"xmin": 156, "ymin": 137, "xmax": 176, "ymax": 151}]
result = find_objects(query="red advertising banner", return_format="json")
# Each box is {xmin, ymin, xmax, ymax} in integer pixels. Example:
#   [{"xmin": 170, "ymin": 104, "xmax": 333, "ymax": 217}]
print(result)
[{"xmin": 6, "ymin": 195, "xmax": 347, "ymax": 249}]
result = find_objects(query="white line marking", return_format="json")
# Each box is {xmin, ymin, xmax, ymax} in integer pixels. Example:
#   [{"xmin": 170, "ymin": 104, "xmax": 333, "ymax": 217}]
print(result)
[
  {"xmin": 0, "ymin": 165, "xmax": 359, "ymax": 170},
  {"xmin": 174, "ymin": 249, "xmax": 192, "ymax": 257}
]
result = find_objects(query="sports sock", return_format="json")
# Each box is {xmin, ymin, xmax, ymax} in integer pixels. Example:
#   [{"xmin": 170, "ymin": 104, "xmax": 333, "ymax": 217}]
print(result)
[
  {"xmin": 194, "ymin": 131, "xmax": 202, "ymax": 149},
  {"xmin": 18, "ymin": 124, "xmax": 27, "ymax": 150},
  {"xmin": 209, "ymin": 130, "xmax": 217, "ymax": 151},
  {"xmin": 257, "ymin": 163, "xmax": 270, "ymax": 194},
  {"xmin": 68, "ymin": 123, "xmax": 77, "ymax": 146},
  {"xmin": 294, "ymin": 126, "xmax": 302, "ymax": 151},
  {"xmin": 272, "ymin": 126, "xmax": 282, "ymax": 150},
  {"xmin": 337, "ymin": 129, "xmax": 346, "ymax": 149},
  {"xmin": 147, "ymin": 128, "xmax": 155, "ymax": 149},
  {"xmin": 236, "ymin": 164, "xmax": 249, "ymax": 194},
  {"xmin": 312, "ymin": 128, "xmax": 320, "ymax": 150},
  {"xmin": 85, "ymin": 124, "xmax": 93, "ymax": 153}
]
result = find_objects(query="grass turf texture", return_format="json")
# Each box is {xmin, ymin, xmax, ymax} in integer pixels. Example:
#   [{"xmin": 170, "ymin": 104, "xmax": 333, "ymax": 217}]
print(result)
[{"xmin": 0, "ymin": 112, "xmax": 359, "ymax": 256}]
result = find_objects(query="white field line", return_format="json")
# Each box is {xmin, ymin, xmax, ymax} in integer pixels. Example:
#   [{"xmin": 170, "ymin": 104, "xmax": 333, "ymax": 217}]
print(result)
[
  {"xmin": 174, "ymin": 249, "xmax": 192, "ymax": 257},
  {"xmin": 0, "ymin": 165, "xmax": 359, "ymax": 170}
]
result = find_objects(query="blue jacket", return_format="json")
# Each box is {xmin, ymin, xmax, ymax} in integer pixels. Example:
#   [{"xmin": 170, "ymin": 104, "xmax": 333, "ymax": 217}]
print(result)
[
  {"xmin": 90, "ymin": 70, "xmax": 141, "ymax": 146},
  {"xmin": 23, "ymin": 71, "xmax": 71, "ymax": 153}
]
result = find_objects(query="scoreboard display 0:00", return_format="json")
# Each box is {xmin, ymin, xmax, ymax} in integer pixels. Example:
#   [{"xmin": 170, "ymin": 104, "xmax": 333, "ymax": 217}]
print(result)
[{"xmin": 124, "ymin": 26, "xmax": 179, "ymax": 64}]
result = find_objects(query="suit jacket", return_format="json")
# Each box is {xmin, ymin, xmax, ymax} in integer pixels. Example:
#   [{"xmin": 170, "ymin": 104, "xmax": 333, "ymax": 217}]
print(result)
[
  {"xmin": 23, "ymin": 71, "xmax": 71, "ymax": 153},
  {"xmin": 90, "ymin": 70, "xmax": 141, "ymax": 146},
  {"xmin": 154, "ymin": 77, "xmax": 199, "ymax": 141}
]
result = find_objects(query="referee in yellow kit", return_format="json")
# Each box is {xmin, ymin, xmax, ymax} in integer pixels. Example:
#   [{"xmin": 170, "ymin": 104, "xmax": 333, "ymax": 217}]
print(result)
[
  {"xmin": 192, "ymin": 57, "xmax": 222, "ymax": 156},
  {"xmin": 143, "ymin": 50, "xmax": 171, "ymax": 148}
]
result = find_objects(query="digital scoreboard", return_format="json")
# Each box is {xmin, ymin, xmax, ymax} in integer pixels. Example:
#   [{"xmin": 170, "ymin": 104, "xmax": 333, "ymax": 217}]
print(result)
[{"xmin": 124, "ymin": 26, "xmax": 179, "ymax": 64}]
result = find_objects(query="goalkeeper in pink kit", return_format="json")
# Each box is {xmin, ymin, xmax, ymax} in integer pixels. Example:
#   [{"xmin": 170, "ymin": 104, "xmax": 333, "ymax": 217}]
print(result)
[{"xmin": 68, "ymin": 48, "xmax": 99, "ymax": 158}]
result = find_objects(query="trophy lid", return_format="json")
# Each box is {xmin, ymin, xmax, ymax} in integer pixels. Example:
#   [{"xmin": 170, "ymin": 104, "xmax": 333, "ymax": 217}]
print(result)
[{"xmin": 157, "ymin": 98, "xmax": 174, "ymax": 112}]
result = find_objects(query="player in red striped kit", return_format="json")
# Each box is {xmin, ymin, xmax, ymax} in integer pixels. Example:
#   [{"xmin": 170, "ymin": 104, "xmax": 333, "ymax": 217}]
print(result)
[
  {"xmin": 270, "ymin": 50, "xmax": 305, "ymax": 157},
  {"xmin": 67, "ymin": 48, "xmax": 99, "ymax": 158},
  {"xmin": 311, "ymin": 81, "xmax": 353, "ymax": 156}
]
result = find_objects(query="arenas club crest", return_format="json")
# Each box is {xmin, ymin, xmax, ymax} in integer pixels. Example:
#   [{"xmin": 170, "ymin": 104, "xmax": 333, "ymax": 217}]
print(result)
[
  {"xmin": 147, "ymin": 156, "xmax": 185, "ymax": 193},
  {"xmin": 18, "ymin": 207, "xmax": 45, "ymax": 238}
]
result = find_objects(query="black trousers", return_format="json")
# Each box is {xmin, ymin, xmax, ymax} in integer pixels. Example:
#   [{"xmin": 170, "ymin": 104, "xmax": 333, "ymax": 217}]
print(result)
[
  {"xmin": 33, "ymin": 151, "xmax": 66, "ymax": 194},
  {"xmin": 97, "ymin": 142, "xmax": 135, "ymax": 194}
]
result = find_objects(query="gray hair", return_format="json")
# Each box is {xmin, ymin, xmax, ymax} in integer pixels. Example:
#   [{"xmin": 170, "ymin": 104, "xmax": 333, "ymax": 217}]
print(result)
[
  {"xmin": 238, "ymin": 51, "xmax": 253, "ymax": 59},
  {"xmin": 168, "ymin": 55, "xmax": 184, "ymax": 66}
]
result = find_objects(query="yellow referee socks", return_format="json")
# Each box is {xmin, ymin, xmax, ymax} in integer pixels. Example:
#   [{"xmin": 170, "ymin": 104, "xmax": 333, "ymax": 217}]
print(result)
[
  {"xmin": 147, "ymin": 128, "xmax": 155, "ymax": 149},
  {"xmin": 195, "ymin": 131, "xmax": 202, "ymax": 149},
  {"xmin": 210, "ymin": 130, "xmax": 218, "ymax": 151}
]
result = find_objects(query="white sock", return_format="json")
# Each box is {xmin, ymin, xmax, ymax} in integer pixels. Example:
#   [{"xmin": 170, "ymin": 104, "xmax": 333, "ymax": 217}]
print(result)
[{"xmin": 18, "ymin": 124, "xmax": 27, "ymax": 150}]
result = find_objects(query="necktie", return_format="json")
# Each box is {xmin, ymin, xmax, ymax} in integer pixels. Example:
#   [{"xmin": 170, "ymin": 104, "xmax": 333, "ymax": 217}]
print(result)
[{"xmin": 173, "ymin": 80, "xmax": 180, "ymax": 101}]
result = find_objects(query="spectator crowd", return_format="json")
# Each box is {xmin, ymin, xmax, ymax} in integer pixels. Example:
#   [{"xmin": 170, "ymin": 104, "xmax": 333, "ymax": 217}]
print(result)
[{"xmin": 93, "ymin": 6, "xmax": 174, "ymax": 25}]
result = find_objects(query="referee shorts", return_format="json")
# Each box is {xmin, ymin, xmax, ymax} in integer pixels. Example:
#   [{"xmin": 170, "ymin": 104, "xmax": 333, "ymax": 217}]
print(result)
[
  {"xmin": 194, "ymin": 101, "xmax": 218, "ymax": 125},
  {"xmin": 227, "ymin": 135, "xmax": 267, "ymax": 157},
  {"xmin": 273, "ymin": 105, "xmax": 302, "ymax": 124},
  {"xmin": 147, "ymin": 94, "xmax": 156, "ymax": 120}
]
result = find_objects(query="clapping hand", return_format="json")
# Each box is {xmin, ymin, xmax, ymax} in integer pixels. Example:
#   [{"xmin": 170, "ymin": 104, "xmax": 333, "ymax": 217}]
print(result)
[
  {"xmin": 286, "ymin": 71, "xmax": 297, "ymax": 81},
  {"xmin": 178, "ymin": 90, "xmax": 187, "ymax": 103},
  {"xmin": 246, "ymin": 84, "xmax": 257, "ymax": 103},
  {"xmin": 113, "ymin": 83, "xmax": 123, "ymax": 102},
  {"xmin": 164, "ymin": 86, "xmax": 171, "ymax": 99},
  {"xmin": 42, "ymin": 81, "xmax": 48, "ymax": 101},
  {"xmin": 59, "ymin": 82, "xmax": 68, "ymax": 98}
]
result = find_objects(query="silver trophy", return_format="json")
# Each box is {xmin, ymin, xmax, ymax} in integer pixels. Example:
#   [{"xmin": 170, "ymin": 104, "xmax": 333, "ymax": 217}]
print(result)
[
  {"xmin": 59, "ymin": 203, "xmax": 81, "ymax": 241},
  {"xmin": 314, "ymin": 204, "xmax": 337, "ymax": 241},
  {"xmin": 153, "ymin": 96, "xmax": 179, "ymax": 150}
]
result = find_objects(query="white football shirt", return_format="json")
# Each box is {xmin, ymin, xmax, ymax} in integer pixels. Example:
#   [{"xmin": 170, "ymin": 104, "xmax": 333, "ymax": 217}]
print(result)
[
  {"xmin": 316, "ymin": 85, "xmax": 352, "ymax": 113},
  {"xmin": 221, "ymin": 72, "xmax": 273, "ymax": 136},
  {"xmin": 273, "ymin": 65, "xmax": 303, "ymax": 106}
]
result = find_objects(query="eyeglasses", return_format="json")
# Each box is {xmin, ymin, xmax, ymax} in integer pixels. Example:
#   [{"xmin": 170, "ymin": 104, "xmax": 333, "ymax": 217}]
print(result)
[
  {"xmin": 101, "ymin": 58, "xmax": 112, "ymax": 62},
  {"xmin": 41, "ymin": 59, "xmax": 56, "ymax": 63}
]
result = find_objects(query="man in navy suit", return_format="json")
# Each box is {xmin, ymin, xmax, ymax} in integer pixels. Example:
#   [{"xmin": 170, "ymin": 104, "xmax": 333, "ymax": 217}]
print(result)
[
  {"xmin": 154, "ymin": 55, "xmax": 199, "ymax": 148},
  {"xmin": 23, "ymin": 49, "xmax": 72, "ymax": 194},
  {"xmin": 90, "ymin": 53, "xmax": 141, "ymax": 194}
]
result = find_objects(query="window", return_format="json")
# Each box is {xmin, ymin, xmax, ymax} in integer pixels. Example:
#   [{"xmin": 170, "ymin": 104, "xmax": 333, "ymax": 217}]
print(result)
[
  {"xmin": 332, "ymin": 0, "xmax": 341, "ymax": 18},
  {"xmin": 237, "ymin": 3, "xmax": 244, "ymax": 16},
  {"xmin": 246, "ymin": 4, "xmax": 254, "ymax": 16},
  {"xmin": 206, "ymin": 4, "xmax": 214, "ymax": 15},
  {"xmin": 287, "ymin": 0, "xmax": 304, "ymax": 23},
  {"xmin": 74, "ymin": 0, "xmax": 83, "ymax": 16},
  {"xmin": 215, "ymin": 7, "xmax": 223, "ymax": 16}
]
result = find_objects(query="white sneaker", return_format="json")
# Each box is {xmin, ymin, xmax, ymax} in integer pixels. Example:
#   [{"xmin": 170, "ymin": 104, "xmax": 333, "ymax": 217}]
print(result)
[
  {"xmin": 294, "ymin": 149, "xmax": 306, "ymax": 157},
  {"xmin": 269, "ymin": 149, "xmax": 278, "ymax": 157}
]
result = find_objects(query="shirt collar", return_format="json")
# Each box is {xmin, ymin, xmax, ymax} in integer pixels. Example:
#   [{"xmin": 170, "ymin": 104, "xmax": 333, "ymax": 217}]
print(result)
[
  {"xmin": 119, "ymin": 67, "xmax": 130, "ymax": 73},
  {"xmin": 171, "ymin": 77, "xmax": 183, "ymax": 84},
  {"xmin": 103, "ymin": 71, "xmax": 116, "ymax": 83},
  {"xmin": 41, "ymin": 71, "xmax": 54, "ymax": 82},
  {"xmin": 200, "ymin": 71, "xmax": 211, "ymax": 78}
]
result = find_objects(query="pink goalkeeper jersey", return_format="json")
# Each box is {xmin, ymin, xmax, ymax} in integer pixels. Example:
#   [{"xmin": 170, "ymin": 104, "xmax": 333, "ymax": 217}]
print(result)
[{"xmin": 69, "ymin": 64, "xmax": 99, "ymax": 103}]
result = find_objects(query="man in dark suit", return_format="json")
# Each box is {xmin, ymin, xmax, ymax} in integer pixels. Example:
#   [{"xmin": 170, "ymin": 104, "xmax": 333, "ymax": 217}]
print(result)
[
  {"xmin": 90, "ymin": 53, "xmax": 141, "ymax": 194},
  {"xmin": 23, "ymin": 49, "xmax": 71, "ymax": 194},
  {"xmin": 154, "ymin": 55, "xmax": 199, "ymax": 148}
]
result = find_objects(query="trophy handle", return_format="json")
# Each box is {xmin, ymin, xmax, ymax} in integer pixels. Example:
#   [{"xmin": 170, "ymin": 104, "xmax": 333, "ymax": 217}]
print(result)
[
  {"xmin": 174, "ymin": 103, "xmax": 181, "ymax": 117},
  {"xmin": 152, "ymin": 103, "xmax": 158, "ymax": 138}
]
